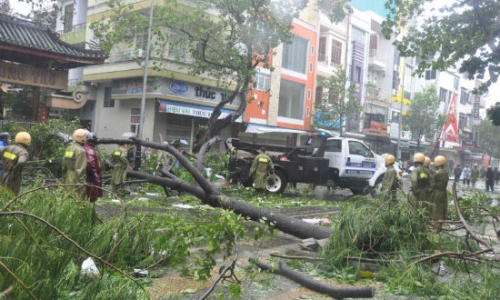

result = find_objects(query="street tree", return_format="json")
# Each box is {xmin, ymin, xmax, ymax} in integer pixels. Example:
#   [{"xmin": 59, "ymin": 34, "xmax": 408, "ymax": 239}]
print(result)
[
  {"xmin": 382, "ymin": 0, "xmax": 500, "ymax": 124},
  {"xmin": 314, "ymin": 66, "xmax": 360, "ymax": 136},
  {"xmin": 89, "ymin": 0, "xmax": 352, "ymax": 151},
  {"xmin": 403, "ymin": 85, "xmax": 444, "ymax": 151},
  {"xmin": 477, "ymin": 119, "xmax": 500, "ymax": 162}
]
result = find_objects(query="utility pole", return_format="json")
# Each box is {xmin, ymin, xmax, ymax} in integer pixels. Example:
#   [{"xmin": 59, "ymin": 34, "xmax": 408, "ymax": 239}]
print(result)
[
  {"xmin": 396, "ymin": 61, "xmax": 406, "ymax": 160},
  {"xmin": 135, "ymin": 0, "xmax": 154, "ymax": 170}
]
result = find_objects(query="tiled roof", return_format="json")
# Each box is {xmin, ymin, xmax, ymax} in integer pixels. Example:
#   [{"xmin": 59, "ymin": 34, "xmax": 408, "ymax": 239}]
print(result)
[{"xmin": 0, "ymin": 13, "xmax": 107, "ymax": 68}]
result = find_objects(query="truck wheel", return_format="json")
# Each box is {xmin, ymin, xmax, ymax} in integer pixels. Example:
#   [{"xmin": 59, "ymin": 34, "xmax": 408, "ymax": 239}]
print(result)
[{"xmin": 266, "ymin": 170, "xmax": 288, "ymax": 194}]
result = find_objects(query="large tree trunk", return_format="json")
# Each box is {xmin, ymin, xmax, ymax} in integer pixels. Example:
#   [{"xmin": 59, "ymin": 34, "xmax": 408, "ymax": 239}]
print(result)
[{"xmin": 99, "ymin": 138, "xmax": 333, "ymax": 240}]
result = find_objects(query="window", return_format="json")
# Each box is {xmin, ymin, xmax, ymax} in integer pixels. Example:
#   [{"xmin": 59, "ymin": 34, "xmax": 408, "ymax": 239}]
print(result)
[
  {"xmin": 315, "ymin": 86, "xmax": 323, "ymax": 106},
  {"xmin": 392, "ymin": 71, "xmax": 399, "ymax": 89},
  {"xmin": 131, "ymin": 108, "xmax": 141, "ymax": 134},
  {"xmin": 351, "ymin": 27, "xmax": 365, "ymax": 45},
  {"xmin": 331, "ymin": 39, "xmax": 342, "ymax": 65},
  {"xmin": 460, "ymin": 88, "xmax": 469, "ymax": 104},
  {"xmin": 425, "ymin": 70, "xmax": 437, "ymax": 80},
  {"xmin": 439, "ymin": 88, "xmax": 450, "ymax": 102},
  {"xmin": 325, "ymin": 139, "xmax": 341, "ymax": 152},
  {"xmin": 459, "ymin": 113, "xmax": 466, "ymax": 130},
  {"xmin": 353, "ymin": 66, "xmax": 361, "ymax": 83},
  {"xmin": 404, "ymin": 91, "xmax": 411, "ymax": 101},
  {"xmin": 369, "ymin": 34, "xmax": 378, "ymax": 51},
  {"xmin": 348, "ymin": 141, "xmax": 371, "ymax": 157},
  {"xmin": 135, "ymin": 29, "xmax": 148, "ymax": 51},
  {"xmin": 391, "ymin": 111, "xmax": 400, "ymax": 123},
  {"xmin": 282, "ymin": 35, "xmax": 308, "ymax": 74},
  {"xmin": 63, "ymin": 4, "xmax": 74, "ymax": 33},
  {"xmin": 103, "ymin": 87, "xmax": 114, "ymax": 108},
  {"xmin": 254, "ymin": 71, "xmax": 270, "ymax": 91},
  {"xmin": 168, "ymin": 31, "xmax": 189, "ymax": 61},
  {"xmin": 318, "ymin": 37, "xmax": 326, "ymax": 61},
  {"xmin": 278, "ymin": 79, "xmax": 305, "ymax": 119}
]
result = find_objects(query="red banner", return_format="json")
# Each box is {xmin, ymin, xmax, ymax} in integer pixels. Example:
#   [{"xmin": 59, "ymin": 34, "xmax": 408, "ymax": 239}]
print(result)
[{"xmin": 440, "ymin": 91, "xmax": 459, "ymax": 143}]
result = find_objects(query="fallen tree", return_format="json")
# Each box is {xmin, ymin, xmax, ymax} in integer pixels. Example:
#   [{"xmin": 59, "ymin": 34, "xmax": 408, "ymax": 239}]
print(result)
[{"xmin": 98, "ymin": 137, "xmax": 333, "ymax": 240}]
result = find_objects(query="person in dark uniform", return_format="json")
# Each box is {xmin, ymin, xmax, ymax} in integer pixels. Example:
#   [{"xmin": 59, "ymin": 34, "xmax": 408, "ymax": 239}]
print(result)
[
  {"xmin": 1, "ymin": 131, "xmax": 30, "ymax": 195},
  {"xmin": 0, "ymin": 132, "xmax": 11, "ymax": 176},
  {"xmin": 249, "ymin": 147, "xmax": 274, "ymax": 194},
  {"xmin": 485, "ymin": 166, "xmax": 495, "ymax": 192},
  {"xmin": 111, "ymin": 143, "xmax": 130, "ymax": 196},
  {"xmin": 381, "ymin": 154, "xmax": 399, "ymax": 203},
  {"xmin": 431, "ymin": 155, "xmax": 449, "ymax": 230},
  {"xmin": 409, "ymin": 152, "xmax": 432, "ymax": 212},
  {"xmin": 62, "ymin": 129, "xmax": 88, "ymax": 198}
]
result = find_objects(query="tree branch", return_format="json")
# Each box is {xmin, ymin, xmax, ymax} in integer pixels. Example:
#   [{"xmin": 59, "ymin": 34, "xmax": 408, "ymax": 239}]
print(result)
[
  {"xmin": 452, "ymin": 182, "xmax": 493, "ymax": 250},
  {"xmin": 250, "ymin": 258, "xmax": 375, "ymax": 298},
  {"xmin": 0, "ymin": 211, "xmax": 142, "ymax": 289}
]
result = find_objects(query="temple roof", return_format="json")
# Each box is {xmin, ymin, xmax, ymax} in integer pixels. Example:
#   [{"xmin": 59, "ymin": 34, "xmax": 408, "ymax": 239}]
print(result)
[{"xmin": 0, "ymin": 13, "xmax": 107, "ymax": 69}]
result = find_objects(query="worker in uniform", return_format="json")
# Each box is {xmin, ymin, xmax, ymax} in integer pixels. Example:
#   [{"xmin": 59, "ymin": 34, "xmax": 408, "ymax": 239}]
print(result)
[
  {"xmin": 381, "ymin": 154, "xmax": 399, "ymax": 203},
  {"xmin": 62, "ymin": 129, "xmax": 88, "ymax": 197},
  {"xmin": 84, "ymin": 132, "xmax": 102, "ymax": 203},
  {"xmin": 249, "ymin": 147, "xmax": 274, "ymax": 194},
  {"xmin": 470, "ymin": 163, "xmax": 479, "ymax": 189},
  {"xmin": 0, "ymin": 132, "xmax": 30, "ymax": 195},
  {"xmin": 408, "ymin": 152, "xmax": 432, "ymax": 212},
  {"xmin": 431, "ymin": 155, "xmax": 449, "ymax": 230},
  {"xmin": 0, "ymin": 132, "xmax": 11, "ymax": 175},
  {"xmin": 423, "ymin": 156, "xmax": 435, "ymax": 175},
  {"xmin": 224, "ymin": 146, "xmax": 239, "ymax": 188},
  {"xmin": 110, "ymin": 143, "xmax": 130, "ymax": 196}
]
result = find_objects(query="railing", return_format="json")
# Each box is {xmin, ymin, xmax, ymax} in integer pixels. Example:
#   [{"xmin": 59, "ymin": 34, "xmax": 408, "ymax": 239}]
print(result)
[
  {"xmin": 369, "ymin": 49, "xmax": 377, "ymax": 58},
  {"xmin": 57, "ymin": 22, "xmax": 86, "ymax": 34},
  {"xmin": 0, "ymin": 120, "xmax": 37, "ymax": 129}
]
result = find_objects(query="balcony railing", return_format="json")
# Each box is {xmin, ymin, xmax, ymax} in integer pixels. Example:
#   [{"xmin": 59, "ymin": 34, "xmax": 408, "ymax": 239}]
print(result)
[{"xmin": 57, "ymin": 22, "xmax": 86, "ymax": 34}]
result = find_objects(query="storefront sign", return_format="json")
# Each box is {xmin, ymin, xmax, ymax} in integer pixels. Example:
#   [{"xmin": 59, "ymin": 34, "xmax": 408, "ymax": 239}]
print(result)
[
  {"xmin": 157, "ymin": 99, "xmax": 236, "ymax": 119},
  {"xmin": 113, "ymin": 79, "xmax": 241, "ymax": 107},
  {"xmin": 363, "ymin": 121, "xmax": 389, "ymax": 137},
  {"xmin": 0, "ymin": 61, "xmax": 68, "ymax": 89}
]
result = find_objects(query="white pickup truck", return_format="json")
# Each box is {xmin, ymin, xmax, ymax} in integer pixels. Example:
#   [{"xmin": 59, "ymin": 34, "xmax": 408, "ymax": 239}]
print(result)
[
  {"xmin": 322, "ymin": 137, "xmax": 402, "ymax": 194},
  {"xmin": 235, "ymin": 136, "xmax": 402, "ymax": 195}
]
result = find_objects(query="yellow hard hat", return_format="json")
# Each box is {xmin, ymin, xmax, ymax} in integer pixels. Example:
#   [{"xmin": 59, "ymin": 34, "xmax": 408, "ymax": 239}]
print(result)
[
  {"xmin": 413, "ymin": 152, "xmax": 425, "ymax": 163},
  {"xmin": 73, "ymin": 129, "xmax": 88, "ymax": 144},
  {"xmin": 434, "ymin": 155, "xmax": 447, "ymax": 167},
  {"xmin": 424, "ymin": 156, "xmax": 431, "ymax": 167},
  {"xmin": 385, "ymin": 154, "xmax": 396, "ymax": 166},
  {"xmin": 15, "ymin": 131, "xmax": 31, "ymax": 146}
]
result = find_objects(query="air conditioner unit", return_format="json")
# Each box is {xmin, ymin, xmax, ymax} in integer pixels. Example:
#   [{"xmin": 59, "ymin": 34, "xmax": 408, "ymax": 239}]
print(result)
[{"xmin": 136, "ymin": 49, "xmax": 145, "ymax": 58}]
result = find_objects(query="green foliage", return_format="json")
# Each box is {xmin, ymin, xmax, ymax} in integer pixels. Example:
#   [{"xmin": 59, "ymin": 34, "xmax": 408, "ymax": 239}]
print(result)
[
  {"xmin": 402, "ymin": 85, "xmax": 444, "ymax": 150},
  {"xmin": 314, "ymin": 66, "xmax": 360, "ymax": 135},
  {"xmin": 321, "ymin": 191, "xmax": 500, "ymax": 298},
  {"xmin": 27, "ymin": 118, "xmax": 81, "ymax": 178},
  {"xmin": 477, "ymin": 119, "xmax": 500, "ymax": 159},
  {"xmin": 382, "ymin": 0, "xmax": 500, "ymax": 93},
  {"xmin": 324, "ymin": 197, "xmax": 431, "ymax": 269},
  {"xmin": 0, "ymin": 181, "xmax": 250, "ymax": 298},
  {"xmin": 487, "ymin": 102, "xmax": 500, "ymax": 126}
]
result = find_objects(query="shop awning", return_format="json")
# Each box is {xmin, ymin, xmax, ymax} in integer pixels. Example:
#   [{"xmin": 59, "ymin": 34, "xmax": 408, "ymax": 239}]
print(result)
[
  {"xmin": 245, "ymin": 124, "xmax": 307, "ymax": 134},
  {"xmin": 158, "ymin": 99, "xmax": 240, "ymax": 120}
]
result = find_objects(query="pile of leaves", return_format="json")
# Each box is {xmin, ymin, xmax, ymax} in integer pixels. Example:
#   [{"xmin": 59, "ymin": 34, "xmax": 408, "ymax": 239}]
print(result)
[
  {"xmin": 0, "ymin": 186, "xmax": 248, "ymax": 299},
  {"xmin": 322, "ymin": 191, "xmax": 500, "ymax": 299}
]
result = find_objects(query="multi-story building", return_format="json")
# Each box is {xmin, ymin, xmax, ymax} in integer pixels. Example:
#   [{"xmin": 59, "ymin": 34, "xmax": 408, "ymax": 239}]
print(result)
[{"xmin": 54, "ymin": 0, "xmax": 323, "ymax": 150}]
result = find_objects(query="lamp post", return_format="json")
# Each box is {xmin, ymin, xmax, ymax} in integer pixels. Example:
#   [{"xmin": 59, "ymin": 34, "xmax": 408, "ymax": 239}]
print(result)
[
  {"xmin": 135, "ymin": 0, "xmax": 154, "ymax": 170},
  {"xmin": 397, "ymin": 61, "xmax": 406, "ymax": 160}
]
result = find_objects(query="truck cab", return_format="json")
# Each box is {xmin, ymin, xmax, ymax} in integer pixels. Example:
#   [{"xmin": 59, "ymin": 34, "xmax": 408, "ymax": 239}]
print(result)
[{"xmin": 322, "ymin": 137, "xmax": 381, "ymax": 194}]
